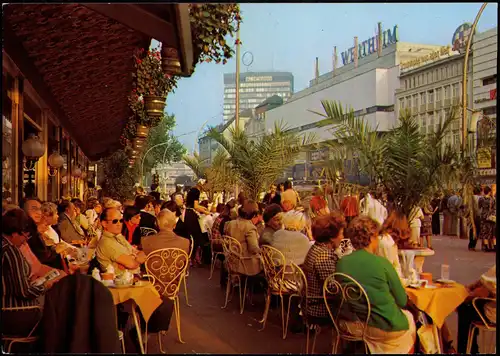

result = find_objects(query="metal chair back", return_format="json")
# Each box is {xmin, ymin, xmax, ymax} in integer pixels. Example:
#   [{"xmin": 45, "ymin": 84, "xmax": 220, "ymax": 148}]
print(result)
[
  {"xmin": 260, "ymin": 245, "xmax": 287, "ymax": 293},
  {"xmin": 324, "ymin": 272, "xmax": 371, "ymax": 349},
  {"xmin": 145, "ymin": 248, "xmax": 189, "ymax": 300},
  {"xmin": 221, "ymin": 235, "xmax": 246, "ymax": 275},
  {"xmin": 140, "ymin": 227, "xmax": 158, "ymax": 237}
]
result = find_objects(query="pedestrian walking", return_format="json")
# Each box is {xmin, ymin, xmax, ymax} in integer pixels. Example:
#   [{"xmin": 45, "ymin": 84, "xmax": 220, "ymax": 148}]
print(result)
[
  {"xmin": 420, "ymin": 203, "xmax": 433, "ymax": 249},
  {"xmin": 430, "ymin": 193, "xmax": 441, "ymax": 236}
]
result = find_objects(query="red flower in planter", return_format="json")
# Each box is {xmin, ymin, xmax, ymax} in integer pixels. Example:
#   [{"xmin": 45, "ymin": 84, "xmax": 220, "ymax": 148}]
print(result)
[{"xmin": 136, "ymin": 59, "xmax": 142, "ymax": 65}]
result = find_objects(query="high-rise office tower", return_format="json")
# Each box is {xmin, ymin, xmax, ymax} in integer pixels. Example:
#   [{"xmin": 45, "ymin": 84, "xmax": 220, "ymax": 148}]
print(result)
[{"xmin": 223, "ymin": 71, "xmax": 294, "ymax": 121}]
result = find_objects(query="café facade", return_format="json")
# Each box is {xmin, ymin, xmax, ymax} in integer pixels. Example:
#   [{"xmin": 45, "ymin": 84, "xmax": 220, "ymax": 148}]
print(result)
[{"xmin": 2, "ymin": 3, "xmax": 195, "ymax": 204}]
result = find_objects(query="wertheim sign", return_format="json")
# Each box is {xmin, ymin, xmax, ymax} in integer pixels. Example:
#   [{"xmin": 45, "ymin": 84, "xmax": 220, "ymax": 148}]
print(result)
[{"xmin": 341, "ymin": 25, "xmax": 399, "ymax": 66}]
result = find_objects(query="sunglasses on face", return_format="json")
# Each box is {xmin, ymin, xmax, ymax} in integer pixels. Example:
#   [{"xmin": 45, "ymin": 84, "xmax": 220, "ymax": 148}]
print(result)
[{"xmin": 107, "ymin": 218, "xmax": 123, "ymax": 224}]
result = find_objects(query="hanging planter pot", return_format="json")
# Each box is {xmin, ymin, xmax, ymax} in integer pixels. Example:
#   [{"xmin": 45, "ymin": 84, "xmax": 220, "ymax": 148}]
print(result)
[
  {"xmin": 136, "ymin": 125, "xmax": 149, "ymax": 139},
  {"xmin": 161, "ymin": 47, "xmax": 181, "ymax": 75},
  {"xmin": 133, "ymin": 137, "xmax": 146, "ymax": 150},
  {"xmin": 143, "ymin": 95, "xmax": 166, "ymax": 117}
]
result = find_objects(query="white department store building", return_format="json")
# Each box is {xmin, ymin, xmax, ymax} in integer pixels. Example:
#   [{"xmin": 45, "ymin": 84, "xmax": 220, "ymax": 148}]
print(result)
[{"xmin": 252, "ymin": 23, "xmax": 442, "ymax": 183}]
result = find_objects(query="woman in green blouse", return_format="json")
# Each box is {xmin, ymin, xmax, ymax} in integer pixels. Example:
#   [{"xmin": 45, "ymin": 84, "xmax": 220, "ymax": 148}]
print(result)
[{"xmin": 335, "ymin": 216, "xmax": 416, "ymax": 354}]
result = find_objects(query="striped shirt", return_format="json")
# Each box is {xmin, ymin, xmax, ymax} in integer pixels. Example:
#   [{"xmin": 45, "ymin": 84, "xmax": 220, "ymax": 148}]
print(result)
[{"xmin": 2, "ymin": 236, "xmax": 45, "ymax": 309}]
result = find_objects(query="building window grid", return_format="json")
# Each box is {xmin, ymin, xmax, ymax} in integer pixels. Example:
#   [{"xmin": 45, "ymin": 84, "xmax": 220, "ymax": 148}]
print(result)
[{"xmin": 428, "ymin": 90, "xmax": 434, "ymax": 104}]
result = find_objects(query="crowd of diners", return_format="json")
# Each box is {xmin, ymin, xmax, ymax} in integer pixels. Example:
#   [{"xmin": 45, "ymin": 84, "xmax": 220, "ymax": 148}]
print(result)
[{"xmin": 1, "ymin": 179, "xmax": 496, "ymax": 353}]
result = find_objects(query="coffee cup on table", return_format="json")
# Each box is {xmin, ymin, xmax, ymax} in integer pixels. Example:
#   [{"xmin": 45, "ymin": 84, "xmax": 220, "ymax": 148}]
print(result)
[
  {"xmin": 101, "ymin": 272, "xmax": 114, "ymax": 281},
  {"xmin": 419, "ymin": 272, "xmax": 432, "ymax": 285}
]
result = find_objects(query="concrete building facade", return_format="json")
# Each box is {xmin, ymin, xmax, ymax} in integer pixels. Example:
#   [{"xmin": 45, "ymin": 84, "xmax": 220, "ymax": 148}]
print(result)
[
  {"xmin": 258, "ymin": 37, "xmax": 442, "ymax": 182},
  {"xmin": 396, "ymin": 47, "xmax": 473, "ymax": 148},
  {"xmin": 152, "ymin": 162, "xmax": 196, "ymax": 193},
  {"xmin": 472, "ymin": 26, "xmax": 497, "ymax": 184},
  {"xmin": 223, "ymin": 72, "xmax": 293, "ymax": 122}
]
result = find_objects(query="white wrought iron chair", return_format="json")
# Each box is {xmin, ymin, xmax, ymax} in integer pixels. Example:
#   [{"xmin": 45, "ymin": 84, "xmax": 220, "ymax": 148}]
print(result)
[
  {"xmin": 145, "ymin": 248, "xmax": 190, "ymax": 352},
  {"xmin": 179, "ymin": 236, "xmax": 194, "ymax": 307},
  {"xmin": 324, "ymin": 272, "xmax": 371, "ymax": 354},
  {"xmin": 467, "ymin": 297, "xmax": 497, "ymax": 354},
  {"xmin": 1, "ymin": 305, "xmax": 42, "ymax": 353},
  {"xmin": 220, "ymin": 235, "xmax": 255, "ymax": 314},
  {"xmin": 208, "ymin": 229, "xmax": 225, "ymax": 280},
  {"xmin": 140, "ymin": 227, "xmax": 158, "ymax": 237},
  {"xmin": 259, "ymin": 245, "xmax": 304, "ymax": 339}
]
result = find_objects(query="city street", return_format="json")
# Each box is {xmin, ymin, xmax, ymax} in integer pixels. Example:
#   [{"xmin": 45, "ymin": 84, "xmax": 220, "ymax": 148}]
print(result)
[{"xmin": 141, "ymin": 235, "xmax": 496, "ymax": 354}]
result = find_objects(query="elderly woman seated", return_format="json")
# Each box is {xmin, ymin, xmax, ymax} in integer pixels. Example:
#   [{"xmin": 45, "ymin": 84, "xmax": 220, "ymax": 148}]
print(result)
[
  {"xmin": 224, "ymin": 200, "xmax": 262, "ymax": 276},
  {"xmin": 336, "ymin": 216, "xmax": 416, "ymax": 354},
  {"xmin": 259, "ymin": 204, "xmax": 283, "ymax": 246},
  {"xmin": 270, "ymin": 210, "xmax": 312, "ymax": 266}
]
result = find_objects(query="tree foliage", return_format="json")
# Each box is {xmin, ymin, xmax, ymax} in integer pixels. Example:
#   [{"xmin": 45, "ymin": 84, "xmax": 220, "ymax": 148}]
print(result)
[
  {"xmin": 205, "ymin": 148, "xmax": 238, "ymax": 193},
  {"xmin": 311, "ymin": 100, "xmax": 464, "ymax": 218},
  {"xmin": 206, "ymin": 122, "xmax": 313, "ymax": 201},
  {"xmin": 141, "ymin": 113, "xmax": 186, "ymax": 174},
  {"xmin": 182, "ymin": 151, "xmax": 206, "ymax": 181},
  {"xmin": 99, "ymin": 149, "xmax": 139, "ymax": 201}
]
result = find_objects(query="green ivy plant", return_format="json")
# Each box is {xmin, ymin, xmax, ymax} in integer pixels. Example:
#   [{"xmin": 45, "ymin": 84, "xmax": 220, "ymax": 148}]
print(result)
[{"xmin": 189, "ymin": 4, "xmax": 241, "ymax": 65}]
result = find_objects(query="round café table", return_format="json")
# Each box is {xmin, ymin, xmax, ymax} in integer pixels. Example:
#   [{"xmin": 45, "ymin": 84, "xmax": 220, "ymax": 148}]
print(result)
[
  {"xmin": 108, "ymin": 282, "xmax": 163, "ymax": 354},
  {"xmin": 399, "ymin": 248, "xmax": 435, "ymax": 273}
]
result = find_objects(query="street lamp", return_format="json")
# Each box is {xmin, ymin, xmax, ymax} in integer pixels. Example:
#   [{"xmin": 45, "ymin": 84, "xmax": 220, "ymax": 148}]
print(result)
[
  {"xmin": 141, "ymin": 129, "xmax": 201, "ymax": 186},
  {"xmin": 462, "ymin": 2, "xmax": 488, "ymax": 154}
]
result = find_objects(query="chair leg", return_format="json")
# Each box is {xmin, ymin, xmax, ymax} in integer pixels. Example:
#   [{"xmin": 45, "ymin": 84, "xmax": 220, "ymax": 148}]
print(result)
[
  {"xmin": 311, "ymin": 326, "xmax": 320, "ymax": 354},
  {"xmin": 466, "ymin": 324, "xmax": 476, "ymax": 354},
  {"xmin": 158, "ymin": 331, "xmax": 167, "ymax": 354},
  {"xmin": 306, "ymin": 326, "xmax": 310, "ymax": 354},
  {"xmin": 331, "ymin": 328, "xmax": 340, "ymax": 354},
  {"xmin": 143, "ymin": 323, "xmax": 148, "ymax": 354},
  {"xmin": 183, "ymin": 276, "xmax": 192, "ymax": 307},
  {"xmin": 282, "ymin": 295, "xmax": 295, "ymax": 339},
  {"xmin": 240, "ymin": 276, "xmax": 248, "ymax": 314},
  {"xmin": 174, "ymin": 297, "xmax": 185, "ymax": 344},
  {"xmin": 209, "ymin": 253, "xmax": 216, "ymax": 279},
  {"xmin": 222, "ymin": 275, "xmax": 233, "ymax": 309},
  {"xmin": 121, "ymin": 334, "xmax": 126, "ymax": 354},
  {"xmin": 259, "ymin": 291, "xmax": 272, "ymax": 331},
  {"xmin": 6, "ymin": 341, "xmax": 13, "ymax": 354}
]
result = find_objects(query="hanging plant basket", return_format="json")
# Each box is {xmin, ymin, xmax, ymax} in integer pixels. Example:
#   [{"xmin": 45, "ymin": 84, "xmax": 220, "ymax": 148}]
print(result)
[
  {"xmin": 143, "ymin": 95, "xmax": 166, "ymax": 117},
  {"xmin": 161, "ymin": 47, "xmax": 182, "ymax": 75},
  {"xmin": 136, "ymin": 125, "xmax": 150, "ymax": 139}
]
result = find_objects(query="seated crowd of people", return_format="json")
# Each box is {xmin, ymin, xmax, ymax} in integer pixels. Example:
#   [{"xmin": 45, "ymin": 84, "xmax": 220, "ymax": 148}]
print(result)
[{"xmin": 1, "ymin": 179, "xmax": 496, "ymax": 354}]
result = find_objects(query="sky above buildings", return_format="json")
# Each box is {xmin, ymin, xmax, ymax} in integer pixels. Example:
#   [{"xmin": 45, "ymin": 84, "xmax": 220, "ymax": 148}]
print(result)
[{"xmin": 167, "ymin": 3, "xmax": 498, "ymax": 150}]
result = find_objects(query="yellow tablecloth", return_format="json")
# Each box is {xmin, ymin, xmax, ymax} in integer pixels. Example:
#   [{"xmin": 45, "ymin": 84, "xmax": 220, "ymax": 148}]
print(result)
[
  {"xmin": 406, "ymin": 283, "xmax": 469, "ymax": 328},
  {"xmin": 108, "ymin": 283, "xmax": 162, "ymax": 322}
]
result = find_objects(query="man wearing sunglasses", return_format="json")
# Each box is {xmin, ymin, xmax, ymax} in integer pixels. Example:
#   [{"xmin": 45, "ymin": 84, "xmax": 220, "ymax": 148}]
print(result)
[
  {"xmin": 95, "ymin": 208, "xmax": 147, "ymax": 275},
  {"xmin": 96, "ymin": 208, "xmax": 174, "ymax": 351}
]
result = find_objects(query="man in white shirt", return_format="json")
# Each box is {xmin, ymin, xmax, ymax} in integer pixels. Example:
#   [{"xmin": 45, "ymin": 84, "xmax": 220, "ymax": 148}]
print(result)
[{"xmin": 359, "ymin": 191, "xmax": 387, "ymax": 227}]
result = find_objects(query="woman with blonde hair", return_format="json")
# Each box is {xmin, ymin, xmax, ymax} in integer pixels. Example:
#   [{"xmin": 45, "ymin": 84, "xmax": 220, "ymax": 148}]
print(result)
[
  {"xmin": 270, "ymin": 210, "xmax": 312, "ymax": 266},
  {"xmin": 38, "ymin": 202, "xmax": 77, "ymax": 257}
]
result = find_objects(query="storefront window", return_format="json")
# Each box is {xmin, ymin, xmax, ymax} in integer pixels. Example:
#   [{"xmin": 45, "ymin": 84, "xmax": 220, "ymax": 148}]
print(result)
[{"xmin": 2, "ymin": 74, "xmax": 14, "ymax": 202}]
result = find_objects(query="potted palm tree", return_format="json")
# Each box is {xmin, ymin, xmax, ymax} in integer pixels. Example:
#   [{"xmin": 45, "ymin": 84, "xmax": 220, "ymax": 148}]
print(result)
[
  {"xmin": 311, "ymin": 100, "xmax": 462, "ymax": 221},
  {"xmin": 206, "ymin": 122, "xmax": 313, "ymax": 201}
]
